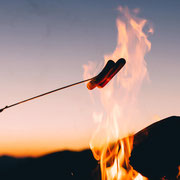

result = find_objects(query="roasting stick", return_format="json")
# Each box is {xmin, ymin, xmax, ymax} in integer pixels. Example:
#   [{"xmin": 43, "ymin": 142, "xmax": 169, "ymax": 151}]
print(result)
[
  {"xmin": 0, "ymin": 78, "xmax": 93, "ymax": 113},
  {"xmin": 0, "ymin": 58, "xmax": 126, "ymax": 113}
]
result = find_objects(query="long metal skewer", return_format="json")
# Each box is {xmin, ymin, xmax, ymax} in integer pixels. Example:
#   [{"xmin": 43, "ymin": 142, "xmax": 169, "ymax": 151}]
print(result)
[
  {"xmin": 0, "ymin": 77, "xmax": 93, "ymax": 113},
  {"xmin": 0, "ymin": 58, "xmax": 126, "ymax": 113}
]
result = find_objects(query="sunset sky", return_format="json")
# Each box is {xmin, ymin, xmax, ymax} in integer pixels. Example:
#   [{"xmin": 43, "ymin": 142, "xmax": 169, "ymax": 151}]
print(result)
[{"xmin": 0, "ymin": 0, "xmax": 179, "ymax": 157}]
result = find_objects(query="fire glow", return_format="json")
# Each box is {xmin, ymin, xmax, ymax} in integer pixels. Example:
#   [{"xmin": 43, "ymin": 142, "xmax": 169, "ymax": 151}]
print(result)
[{"xmin": 84, "ymin": 6, "xmax": 153, "ymax": 180}]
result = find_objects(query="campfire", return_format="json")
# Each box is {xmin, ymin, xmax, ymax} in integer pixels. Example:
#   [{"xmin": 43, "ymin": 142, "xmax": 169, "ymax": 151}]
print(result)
[
  {"xmin": 84, "ymin": 6, "xmax": 179, "ymax": 180},
  {"xmin": 0, "ymin": 4, "xmax": 179, "ymax": 180}
]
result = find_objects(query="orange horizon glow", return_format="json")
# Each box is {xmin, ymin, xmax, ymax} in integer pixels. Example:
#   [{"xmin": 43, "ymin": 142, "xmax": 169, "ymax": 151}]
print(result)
[{"xmin": 0, "ymin": 139, "xmax": 89, "ymax": 157}]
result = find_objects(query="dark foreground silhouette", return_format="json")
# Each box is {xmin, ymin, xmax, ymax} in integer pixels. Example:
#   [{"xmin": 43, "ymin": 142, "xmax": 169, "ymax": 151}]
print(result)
[
  {"xmin": 0, "ymin": 116, "xmax": 179, "ymax": 180},
  {"xmin": 130, "ymin": 116, "xmax": 180, "ymax": 179},
  {"xmin": 0, "ymin": 150, "xmax": 101, "ymax": 180}
]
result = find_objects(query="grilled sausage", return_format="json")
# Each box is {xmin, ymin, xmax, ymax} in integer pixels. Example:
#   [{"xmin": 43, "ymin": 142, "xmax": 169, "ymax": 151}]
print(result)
[
  {"xmin": 87, "ymin": 60, "xmax": 115, "ymax": 90},
  {"xmin": 98, "ymin": 58, "xmax": 126, "ymax": 88}
]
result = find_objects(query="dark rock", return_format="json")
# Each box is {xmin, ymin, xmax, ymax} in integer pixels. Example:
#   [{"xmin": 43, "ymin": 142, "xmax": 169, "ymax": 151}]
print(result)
[{"xmin": 130, "ymin": 116, "xmax": 180, "ymax": 179}]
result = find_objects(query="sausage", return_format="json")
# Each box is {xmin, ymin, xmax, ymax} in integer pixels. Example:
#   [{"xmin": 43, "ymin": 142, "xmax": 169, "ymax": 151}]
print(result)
[
  {"xmin": 97, "ymin": 58, "xmax": 126, "ymax": 88},
  {"xmin": 87, "ymin": 60, "xmax": 115, "ymax": 90}
]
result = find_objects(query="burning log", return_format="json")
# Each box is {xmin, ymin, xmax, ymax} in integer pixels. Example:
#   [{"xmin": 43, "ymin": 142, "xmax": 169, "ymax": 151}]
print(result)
[{"xmin": 129, "ymin": 116, "xmax": 180, "ymax": 179}]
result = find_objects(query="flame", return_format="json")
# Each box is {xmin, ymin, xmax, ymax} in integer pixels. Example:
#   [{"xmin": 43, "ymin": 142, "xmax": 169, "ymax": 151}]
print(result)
[
  {"xmin": 177, "ymin": 166, "xmax": 180, "ymax": 179},
  {"xmin": 83, "ymin": 6, "xmax": 153, "ymax": 180}
]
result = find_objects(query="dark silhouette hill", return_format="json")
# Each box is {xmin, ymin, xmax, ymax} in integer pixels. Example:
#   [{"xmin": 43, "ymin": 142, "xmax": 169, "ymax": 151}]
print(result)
[
  {"xmin": 1, "ymin": 116, "xmax": 179, "ymax": 180},
  {"xmin": 0, "ymin": 149, "xmax": 101, "ymax": 180}
]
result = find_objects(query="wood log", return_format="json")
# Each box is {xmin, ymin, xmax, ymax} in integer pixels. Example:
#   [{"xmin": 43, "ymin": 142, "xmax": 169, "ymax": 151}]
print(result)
[{"xmin": 129, "ymin": 116, "xmax": 180, "ymax": 179}]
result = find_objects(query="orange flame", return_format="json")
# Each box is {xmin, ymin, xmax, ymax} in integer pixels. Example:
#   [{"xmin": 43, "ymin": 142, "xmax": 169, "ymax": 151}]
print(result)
[
  {"xmin": 84, "ymin": 6, "xmax": 153, "ymax": 180},
  {"xmin": 177, "ymin": 166, "xmax": 180, "ymax": 179}
]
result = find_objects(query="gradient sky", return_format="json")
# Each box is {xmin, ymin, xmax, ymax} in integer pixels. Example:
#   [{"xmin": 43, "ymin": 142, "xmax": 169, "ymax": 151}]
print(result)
[{"xmin": 0, "ymin": 0, "xmax": 179, "ymax": 157}]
